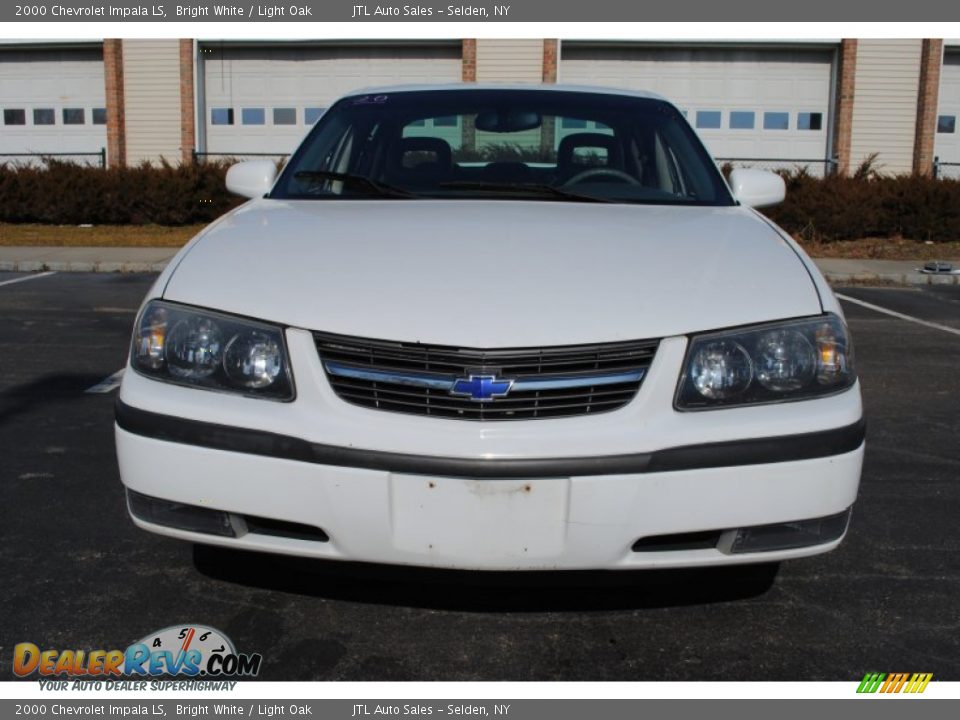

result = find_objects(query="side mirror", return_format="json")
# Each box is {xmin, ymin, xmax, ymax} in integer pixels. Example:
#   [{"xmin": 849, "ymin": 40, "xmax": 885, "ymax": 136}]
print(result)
[
  {"xmin": 226, "ymin": 160, "xmax": 278, "ymax": 199},
  {"xmin": 728, "ymin": 168, "xmax": 785, "ymax": 209}
]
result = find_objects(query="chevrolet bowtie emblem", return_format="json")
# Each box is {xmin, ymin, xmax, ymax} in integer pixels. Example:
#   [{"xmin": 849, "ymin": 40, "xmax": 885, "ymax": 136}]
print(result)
[{"xmin": 450, "ymin": 375, "xmax": 514, "ymax": 402}]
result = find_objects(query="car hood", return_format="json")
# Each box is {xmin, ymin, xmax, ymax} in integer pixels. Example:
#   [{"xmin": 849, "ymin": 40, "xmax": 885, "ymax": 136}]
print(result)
[{"xmin": 164, "ymin": 199, "xmax": 820, "ymax": 347}]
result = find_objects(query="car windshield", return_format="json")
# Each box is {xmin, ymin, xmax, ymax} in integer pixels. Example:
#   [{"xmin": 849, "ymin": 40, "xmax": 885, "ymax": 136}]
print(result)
[{"xmin": 271, "ymin": 88, "xmax": 734, "ymax": 206}]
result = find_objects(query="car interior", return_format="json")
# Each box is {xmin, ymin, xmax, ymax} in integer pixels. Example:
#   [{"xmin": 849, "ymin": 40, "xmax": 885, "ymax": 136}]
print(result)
[{"xmin": 277, "ymin": 93, "xmax": 729, "ymax": 205}]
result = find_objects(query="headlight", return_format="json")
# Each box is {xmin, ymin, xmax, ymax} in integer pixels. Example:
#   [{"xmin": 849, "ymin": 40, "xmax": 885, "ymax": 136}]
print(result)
[
  {"xmin": 131, "ymin": 300, "xmax": 294, "ymax": 401},
  {"xmin": 676, "ymin": 314, "xmax": 854, "ymax": 410}
]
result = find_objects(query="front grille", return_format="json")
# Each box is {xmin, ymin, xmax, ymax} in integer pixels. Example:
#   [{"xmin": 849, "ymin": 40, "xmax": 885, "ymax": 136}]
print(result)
[{"xmin": 314, "ymin": 331, "xmax": 658, "ymax": 421}]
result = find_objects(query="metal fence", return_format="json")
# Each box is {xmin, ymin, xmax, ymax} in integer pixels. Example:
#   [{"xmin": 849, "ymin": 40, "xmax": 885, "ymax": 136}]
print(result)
[
  {"xmin": 715, "ymin": 156, "xmax": 839, "ymax": 177},
  {"xmin": 192, "ymin": 150, "xmax": 289, "ymax": 163},
  {"xmin": 0, "ymin": 148, "xmax": 106, "ymax": 168},
  {"xmin": 933, "ymin": 156, "xmax": 960, "ymax": 180},
  {"xmin": 1, "ymin": 149, "xmax": 953, "ymax": 181},
  {"xmin": 195, "ymin": 150, "xmax": 841, "ymax": 176}
]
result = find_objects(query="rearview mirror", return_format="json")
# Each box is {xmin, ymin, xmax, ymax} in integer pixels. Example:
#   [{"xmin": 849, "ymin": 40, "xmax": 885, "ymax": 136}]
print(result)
[
  {"xmin": 226, "ymin": 160, "xmax": 278, "ymax": 199},
  {"xmin": 474, "ymin": 110, "xmax": 542, "ymax": 133},
  {"xmin": 728, "ymin": 168, "xmax": 786, "ymax": 209}
]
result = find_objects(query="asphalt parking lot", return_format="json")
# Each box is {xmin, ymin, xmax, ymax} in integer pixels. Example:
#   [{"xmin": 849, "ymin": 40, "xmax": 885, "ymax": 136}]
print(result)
[{"xmin": 1, "ymin": 270, "xmax": 958, "ymax": 681}]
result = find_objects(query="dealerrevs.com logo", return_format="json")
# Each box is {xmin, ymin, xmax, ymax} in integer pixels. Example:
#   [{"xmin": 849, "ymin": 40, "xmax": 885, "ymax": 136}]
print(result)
[{"xmin": 14, "ymin": 625, "xmax": 262, "ymax": 680}]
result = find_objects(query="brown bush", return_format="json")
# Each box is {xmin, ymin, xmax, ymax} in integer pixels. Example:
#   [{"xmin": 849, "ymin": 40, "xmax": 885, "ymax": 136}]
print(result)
[
  {"xmin": 765, "ymin": 169, "xmax": 960, "ymax": 243},
  {"xmin": 2, "ymin": 158, "xmax": 960, "ymax": 243},
  {"xmin": 0, "ymin": 159, "xmax": 243, "ymax": 225}
]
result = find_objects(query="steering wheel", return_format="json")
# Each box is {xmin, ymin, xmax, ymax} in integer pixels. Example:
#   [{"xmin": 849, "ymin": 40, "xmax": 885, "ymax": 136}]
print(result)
[{"xmin": 562, "ymin": 167, "xmax": 640, "ymax": 186}]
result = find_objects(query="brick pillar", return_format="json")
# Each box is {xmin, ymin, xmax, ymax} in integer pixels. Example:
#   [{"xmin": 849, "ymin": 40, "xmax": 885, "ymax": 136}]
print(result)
[
  {"xmin": 832, "ymin": 39, "xmax": 857, "ymax": 176},
  {"xmin": 179, "ymin": 39, "xmax": 196, "ymax": 165},
  {"xmin": 103, "ymin": 39, "xmax": 126, "ymax": 168},
  {"xmin": 913, "ymin": 39, "xmax": 943, "ymax": 176},
  {"xmin": 542, "ymin": 39, "xmax": 558, "ymax": 83},
  {"xmin": 540, "ymin": 40, "xmax": 560, "ymax": 156},
  {"xmin": 461, "ymin": 39, "xmax": 477, "ymax": 82},
  {"xmin": 461, "ymin": 40, "xmax": 477, "ymax": 155}
]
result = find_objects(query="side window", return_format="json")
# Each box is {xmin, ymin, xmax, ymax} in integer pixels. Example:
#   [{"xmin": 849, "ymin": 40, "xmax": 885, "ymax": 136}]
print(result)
[
  {"xmin": 651, "ymin": 130, "xmax": 687, "ymax": 197},
  {"xmin": 332, "ymin": 128, "xmax": 354, "ymax": 173},
  {"xmin": 288, "ymin": 124, "xmax": 356, "ymax": 196},
  {"xmin": 633, "ymin": 115, "xmax": 721, "ymax": 203}
]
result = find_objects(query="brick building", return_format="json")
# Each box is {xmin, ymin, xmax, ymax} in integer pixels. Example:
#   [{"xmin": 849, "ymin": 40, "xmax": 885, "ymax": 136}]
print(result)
[{"xmin": 1, "ymin": 38, "xmax": 958, "ymax": 176}]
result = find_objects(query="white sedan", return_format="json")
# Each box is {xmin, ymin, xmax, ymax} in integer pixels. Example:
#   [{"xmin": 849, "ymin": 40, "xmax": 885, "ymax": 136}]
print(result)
[{"xmin": 116, "ymin": 84, "xmax": 863, "ymax": 572}]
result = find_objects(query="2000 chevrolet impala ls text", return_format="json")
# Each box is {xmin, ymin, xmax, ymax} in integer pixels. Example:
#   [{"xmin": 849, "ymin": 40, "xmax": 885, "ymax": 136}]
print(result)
[{"xmin": 116, "ymin": 85, "xmax": 863, "ymax": 572}]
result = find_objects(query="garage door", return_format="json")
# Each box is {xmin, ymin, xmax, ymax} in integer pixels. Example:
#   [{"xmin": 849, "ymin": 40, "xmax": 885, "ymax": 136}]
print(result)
[
  {"xmin": 935, "ymin": 49, "xmax": 960, "ymax": 178},
  {"xmin": 560, "ymin": 45, "xmax": 834, "ymax": 172},
  {"xmin": 0, "ymin": 45, "xmax": 106, "ymax": 164},
  {"xmin": 202, "ymin": 43, "xmax": 462, "ymax": 157}
]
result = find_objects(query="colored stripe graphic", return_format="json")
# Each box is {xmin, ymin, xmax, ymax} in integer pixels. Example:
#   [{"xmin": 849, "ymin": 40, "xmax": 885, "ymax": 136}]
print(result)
[
  {"xmin": 857, "ymin": 673, "xmax": 885, "ymax": 693},
  {"xmin": 906, "ymin": 673, "xmax": 933, "ymax": 694},
  {"xmin": 881, "ymin": 673, "xmax": 908, "ymax": 693},
  {"xmin": 857, "ymin": 672, "xmax": 932, "ymax": 694}
]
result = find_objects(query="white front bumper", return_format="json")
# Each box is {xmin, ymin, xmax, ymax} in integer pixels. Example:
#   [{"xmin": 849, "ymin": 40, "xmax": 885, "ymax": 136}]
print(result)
[{"xmin": 117, "ymin": 427, "xmax": 862, "ymax": 571}]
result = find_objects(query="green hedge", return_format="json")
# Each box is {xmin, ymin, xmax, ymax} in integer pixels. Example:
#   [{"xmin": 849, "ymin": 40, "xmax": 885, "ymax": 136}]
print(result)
[
  {"xmin": 0, "ymin": 159, "xmax": 242, "ymax": 225},
  {"xmin": 2, "ymin": 159, "xmax": 960, "ymax": 242}
]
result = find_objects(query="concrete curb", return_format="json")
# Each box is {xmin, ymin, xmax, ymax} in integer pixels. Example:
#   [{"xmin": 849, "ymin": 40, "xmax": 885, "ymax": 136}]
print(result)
[
  {"xmin": 821, "ymin": 271, "xmax": 960, "ymax": 286},
  {"xmin": 2, "ymin": 257, "xmax": 959, "ymax": 286},
  {"xmin": 0, "ymin": 260, "xmax": 171, "ymax": 273}
]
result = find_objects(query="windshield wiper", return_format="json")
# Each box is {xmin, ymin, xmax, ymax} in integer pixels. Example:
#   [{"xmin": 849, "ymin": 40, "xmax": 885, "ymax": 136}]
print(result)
[
  {"xmin": 292, "ymin": 170, "xmax": 418, "ymax": 199},
  {"xmin": 438, "ymin": 181, "xmax": 615, "ymax": 203}
]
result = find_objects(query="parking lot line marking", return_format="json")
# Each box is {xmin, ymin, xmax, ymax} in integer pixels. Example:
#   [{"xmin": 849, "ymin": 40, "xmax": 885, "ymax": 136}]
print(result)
[
  {"xmin": 85, "ymin": 369, "xmax": 125, "ymax": 394},
  {"xmin": 93, "ymin": 306, "xmax": 138, "ymax": 314},
  {"xmin": 0, "ymin": 271, "xmax": 57, "ymax": 288},
  {"xmin": 836, "ymin": 293, "xmax": 960, "ymax": 338}
]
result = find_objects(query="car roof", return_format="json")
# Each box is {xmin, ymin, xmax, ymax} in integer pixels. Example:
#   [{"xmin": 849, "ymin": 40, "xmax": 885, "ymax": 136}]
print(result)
[{"xmin": 342, "ymin": 82, "xmax": 669, "ymax": 102}]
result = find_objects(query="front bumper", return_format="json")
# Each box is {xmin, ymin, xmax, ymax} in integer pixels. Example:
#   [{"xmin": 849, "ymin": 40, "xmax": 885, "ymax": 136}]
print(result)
[
  {"xmin": 116, "ymin": 328, "xmax": 864, "ymax": 571},
  {"xmin": 116, "ymin": 416, "xmax": 863, "ymax": 571}
]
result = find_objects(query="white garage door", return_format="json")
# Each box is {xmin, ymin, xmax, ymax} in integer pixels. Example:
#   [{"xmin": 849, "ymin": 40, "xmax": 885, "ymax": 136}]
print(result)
[
  {"xmin": 935, "ymin": 50, "xmax": 960, "ymax": 177},
  {"xmin": 202, "ymin": 43, "xmax": 462, "ymax": 157},
  {"xmin": 560, "ymin": 45, "xmax": 834, "ymax": 172},
  {"xmin": 0, "ymin": 45, "xmax": 106, "ymax": 164}
]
